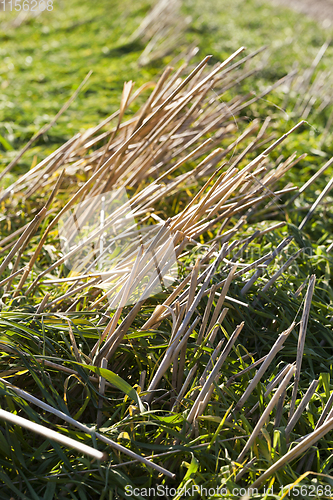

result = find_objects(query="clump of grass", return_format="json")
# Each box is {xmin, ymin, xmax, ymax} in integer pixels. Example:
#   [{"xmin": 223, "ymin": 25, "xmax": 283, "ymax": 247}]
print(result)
[{"xmin": 1, "ymin": 45, "xmax": 333, "ymax": 500}]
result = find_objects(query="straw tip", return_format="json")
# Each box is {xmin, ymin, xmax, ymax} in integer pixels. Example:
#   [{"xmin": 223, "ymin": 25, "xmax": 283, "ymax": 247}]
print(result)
[{"xmin": 100, "ymin": 451, "xmax": 109, "ymax": 461}]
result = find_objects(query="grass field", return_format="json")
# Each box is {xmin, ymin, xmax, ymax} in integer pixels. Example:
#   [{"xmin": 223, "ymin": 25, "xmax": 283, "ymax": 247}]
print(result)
[{"xmin": 1, "ymin": 0, "xmax": 333, "ymax": 499}]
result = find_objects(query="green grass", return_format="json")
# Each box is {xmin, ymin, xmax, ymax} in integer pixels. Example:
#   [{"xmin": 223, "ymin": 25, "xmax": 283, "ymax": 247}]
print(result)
[
  {"xmin": 0, "ymin": 0, "xmax": 332, "ymax": 164},
  {"xmin": 1, "ymin": 0, "xmax": 333, "ymax": 499},
  {"xmin": 0, "ymin": 0, "xmax": 156, "ymax": 177}
]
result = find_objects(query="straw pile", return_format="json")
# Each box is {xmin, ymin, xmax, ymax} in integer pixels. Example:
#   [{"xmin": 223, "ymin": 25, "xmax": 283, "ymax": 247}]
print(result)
[{"xmin": 1, "ymin": 48, "xmax": 333, "ymax": 492}]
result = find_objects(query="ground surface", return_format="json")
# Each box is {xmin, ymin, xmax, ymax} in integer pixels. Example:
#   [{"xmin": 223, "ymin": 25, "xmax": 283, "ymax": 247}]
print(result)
[
  {"xmin": 269, "ymin": 0, "xmax": 333, "ymax": 26},
  {"xmin": 2, "ymin": 1, "xmax": 333, "ymax": 499}
]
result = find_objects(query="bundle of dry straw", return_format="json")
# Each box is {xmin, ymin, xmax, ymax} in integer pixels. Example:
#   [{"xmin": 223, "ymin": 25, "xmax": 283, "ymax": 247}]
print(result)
[{"xmin": 1, "ymin": 48, "xmax": 331, "ymax": 483}]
